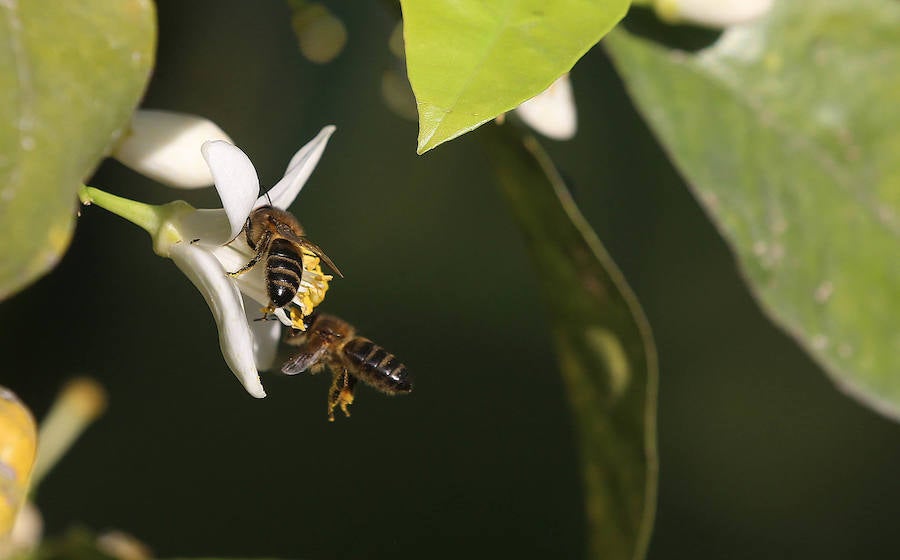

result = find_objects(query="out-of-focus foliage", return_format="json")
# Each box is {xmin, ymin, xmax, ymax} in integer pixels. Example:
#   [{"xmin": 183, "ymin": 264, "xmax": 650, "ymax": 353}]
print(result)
[
  {"xmin": 32, "ymin": 528, "xmax": 148, "ymax": 560},
  {"xmin": 33, "ymin": 526, "xmax": 271, "ymax": 560},
  {"xmin": 381, "ymin": 23, "xmax": 419, "ymax": 123},
  {"xmin": 288, "ymin": 1, "xmax": 347, "ymax": 64},
  {"xmin": 30, "ymin": 529, "xmax": 116, "ymax": 560},
  {"xmin": 486, "ymin": 123, "xmax": 657, "ymax": 560},
  {"xmin": 606, "ymin": 0, "xmax": 900, "ymax": 419},
  {"xmin": 32, "ymin": 378, "xmax": 108, "ymax": 488},
  {"xmin": 0, "ymin": 0, "xmax": 155, "ymax": 299},
  {"xmin": 400, "ymin": 0, "xmax": 630, "ymax": 153}
]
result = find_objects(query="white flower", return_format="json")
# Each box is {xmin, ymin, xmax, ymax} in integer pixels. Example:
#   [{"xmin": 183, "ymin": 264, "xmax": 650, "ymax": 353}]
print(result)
[
  {"xmin": 515, "ymin": 74, "xmax": 577, "ymax": 140},
  {"xmin": 112, "ymin": 109, "xmax": 233, "ymax": 188},
  {"xmin": 81, "ymin": 126, "xmax": 337, "ymax": 398},
  {"xmin": 653, "ymin": 0, "xmax": 774, "ymax": 28}
]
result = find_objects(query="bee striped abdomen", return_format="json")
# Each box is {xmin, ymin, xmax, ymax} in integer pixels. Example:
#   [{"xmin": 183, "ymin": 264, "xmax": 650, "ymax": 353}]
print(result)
[
  {"xmin": 342, "ymin": 338, "xmax": 412, "ymax": 395},
  {"xmin": 266, "ymin": 238, "xmax": 304, "ymax": 307}
]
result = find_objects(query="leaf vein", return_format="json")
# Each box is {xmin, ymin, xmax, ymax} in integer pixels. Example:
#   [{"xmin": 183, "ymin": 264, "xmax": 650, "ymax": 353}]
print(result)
[
  {"xmin": 425, "ymin": 1, "xmax": 514, "ymax": 143},
  {"xmin": 695, "ymin": 49, "xmax": 900, "ymax": 238},
  {"xmin": 0, "ymin": 0, "xmax": 34, "ymax": 200}
]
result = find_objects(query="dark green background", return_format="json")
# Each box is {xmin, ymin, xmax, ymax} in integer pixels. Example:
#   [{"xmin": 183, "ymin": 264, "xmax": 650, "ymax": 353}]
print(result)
[{"xmin": 3, "ymin": 2, "xmax": 899, "ymax": 559}]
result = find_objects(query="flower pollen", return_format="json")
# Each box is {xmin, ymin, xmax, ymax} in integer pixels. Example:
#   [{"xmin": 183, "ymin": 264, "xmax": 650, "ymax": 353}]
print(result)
[{"xmin": 295, "ymin": 253, "xmax": 332, "ymax": 324}]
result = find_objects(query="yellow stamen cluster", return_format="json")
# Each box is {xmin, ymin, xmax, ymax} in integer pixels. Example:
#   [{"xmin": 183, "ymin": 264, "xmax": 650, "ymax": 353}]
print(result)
[{"xmin": 291, "ymin": 252, "xmax": 333, "ymax": 330}]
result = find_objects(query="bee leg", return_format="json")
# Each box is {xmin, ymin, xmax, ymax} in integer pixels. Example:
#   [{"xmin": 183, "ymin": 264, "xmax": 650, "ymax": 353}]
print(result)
[
  {"xmin": 253, "ymin": 304, "xmax": 279, "ymax": 322},
  {"xmin": 326, "ymin": 370, "xmax": 357, "ymax": 422},
  {"xmin": 288, "ymin": 306, "xmax": 309, "ymax": 331},
  {"xmin": 227, "ymin": 230, "xmax": 272, "ymax": 277}
]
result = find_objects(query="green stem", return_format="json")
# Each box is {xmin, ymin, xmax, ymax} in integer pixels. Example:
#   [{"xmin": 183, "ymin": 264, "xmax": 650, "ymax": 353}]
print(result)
[
  {"xmin": 30, "ymin": 378, "xmax": 107, "ymax": 492},
  {"xmin": 78, "ymin": 184, "xmax": 162, "ymax": 235}
]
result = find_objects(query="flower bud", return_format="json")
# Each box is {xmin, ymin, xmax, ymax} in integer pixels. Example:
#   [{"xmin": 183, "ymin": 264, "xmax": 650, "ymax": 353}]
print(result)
[
  {"xmin": 515, "ymin": 74, "xmax": 577, "ymax": 141},
  {"xmin": 0, "ymin": 388, "xmax": 36, "ymax": 538},
  {"xmin": 654, "ymin": 0, "xmax": 774, "ymax": 28},
  {"xmin": 112, "ymin": 109, "xmax": 233, "ymax": 188},
  {"xmin": 32, "ymin": 378, "xmax": 107, "ymax": 486},
  {"xmin": 0, "ymin": 502, "xmax": 42, "ymax": 558}
]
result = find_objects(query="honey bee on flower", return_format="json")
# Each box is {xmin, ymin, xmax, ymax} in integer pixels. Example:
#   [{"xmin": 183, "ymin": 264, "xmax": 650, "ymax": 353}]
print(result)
[{"xmin": 85, "ymin": 123, "xmax": 340, "ymax": 398}]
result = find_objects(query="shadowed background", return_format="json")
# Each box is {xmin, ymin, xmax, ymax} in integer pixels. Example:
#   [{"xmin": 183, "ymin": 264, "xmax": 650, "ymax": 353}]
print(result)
[{"xmin": 2, "ymin": 2, "xmax": 899, "ymax": 559}]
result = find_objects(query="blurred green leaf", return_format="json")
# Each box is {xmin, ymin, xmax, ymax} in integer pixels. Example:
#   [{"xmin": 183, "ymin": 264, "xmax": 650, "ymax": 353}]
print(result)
[
  {"xmin": 605, "ymin": 0, "xmax": 900, "ymax": 419},
  {"xmin": 288, "ymin": 1, "xmax": 347, "ymax": 64},
  {"xmin": 0, "ymin": 0, "xmax": 155, "ymax": 300},
  {"xmin": 401, "ymin": 0, "xmax": 630, "ymax": 154},
  {"xmin": 485, "ymin": 123, "xmax": 657, "ymax": 560}
]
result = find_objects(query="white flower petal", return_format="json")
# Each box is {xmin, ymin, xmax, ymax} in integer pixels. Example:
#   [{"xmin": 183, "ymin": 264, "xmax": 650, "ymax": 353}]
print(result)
[
  {"xmin": 260, "ymin": 125, "xmax": 336, "ymax": 210},
  {"xmin": 273, "ymin": 308, "xmax": 294, "ymax": 327},
  {"xmin": 177, "ymin": 208, "xmax": 233, "ymax": 247},
  {"xmin": 212, "ymin": 242, "xmax": 313, "ymax": 328},
  {"xmin": 243, "ymin": 294, "xmax": 282, "ymax": 371},
  {"xmin": 515, "ymin": 75, "xmax": 577, "ymax": 140},
  {"xmin": 112, "ymin": 110, "xmax": 234, "ymax": 189},
  {"xmin": 654, "ymin": 0, "xmax": 773, "ymax": 28},
  {"xmin": 202, "ymin": 140, "xmax": 260, "ymax": 242},
  {"xmin": 171, "ymin": 242, "xmax": 266, "ymax": 398},
  {"xmin": 211, "ymin": 242, "xmax": 269, "ymax": 304}
]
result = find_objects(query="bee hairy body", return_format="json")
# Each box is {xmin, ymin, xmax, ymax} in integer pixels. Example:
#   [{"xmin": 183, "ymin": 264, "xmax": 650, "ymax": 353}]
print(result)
[
  {"xmin": 246, "ymin": 206, "xmax": 304, "ymax": 249},
  {"xmin": 265, "ymin": 237, "xmax": 305, "ymax": 308},
  {"xmin": 340, "ymin": 337, "xmax": 412, "ymax": 394},
  {"xmin": 282, "ymin": 313, "xmax": 413, "ymax": 420},
  {"xmin": 230, "ymin": 205, "xmax": 341, "ymax": 320}
]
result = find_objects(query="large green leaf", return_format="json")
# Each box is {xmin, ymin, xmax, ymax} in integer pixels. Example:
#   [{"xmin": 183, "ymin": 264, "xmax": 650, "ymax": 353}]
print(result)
[
  {"xmin": 485, "ymin": 123, "xmax": 657, "ymax": 560},
  {"xmin": 0, "ymin": 1, "xmax": 155, "ymax": 300},
  {"xmin": 401, "ymin": 0, "xmax": 630, "ymax": 154},
  {"xmin": 605, "ymin": 1, "xmax": 900, "ymax": 418}
]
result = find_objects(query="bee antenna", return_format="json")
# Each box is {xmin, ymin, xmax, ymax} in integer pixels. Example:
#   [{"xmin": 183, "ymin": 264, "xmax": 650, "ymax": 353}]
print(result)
[{"xmin": 265, "ymin": 191, "xmax": 273, "ymax": 207}]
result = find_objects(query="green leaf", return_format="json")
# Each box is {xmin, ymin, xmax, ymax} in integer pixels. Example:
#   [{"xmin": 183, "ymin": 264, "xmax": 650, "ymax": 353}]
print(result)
[
  {"xmin": 605, "ymin": 0, "xmax": 900, "ymax": 418},
  {"xmin": 485, "ymin": 123, "xmax": 657, "ymax": 560},
  {"xmin": 401, "ymin": 0, "xmax": 630, "ymax": 154},
  {"xmin": 0, "ymin": 1, "xmax": 155, "ymax": 300}
]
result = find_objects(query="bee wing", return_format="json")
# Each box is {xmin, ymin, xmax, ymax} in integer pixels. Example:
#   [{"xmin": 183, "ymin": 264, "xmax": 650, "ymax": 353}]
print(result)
[
  {"xmin": 278, "ymin": 230, "xmax": 343, "ymax": 278},
  {"xmin": 298, "ymin": 238, "xmax": 343, "ymax": 278},
  {"xmin": 281, "ymin": 344, "xmax": 329, "ymax": 375}
]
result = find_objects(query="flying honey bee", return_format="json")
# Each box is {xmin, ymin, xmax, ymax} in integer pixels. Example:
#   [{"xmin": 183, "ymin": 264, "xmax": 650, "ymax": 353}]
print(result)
[
  {"xmin": 228, "ymin": 205, "xmax": 342, "ymax": 320},
  {"xmin": 282, "ymin": 313, "xmax": 413, "ymax": 421}
]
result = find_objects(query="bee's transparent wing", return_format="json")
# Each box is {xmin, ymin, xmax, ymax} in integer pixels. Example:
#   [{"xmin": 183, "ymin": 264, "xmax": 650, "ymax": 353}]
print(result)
[
  {"xmin": 281, "ymin": 344, "xmax": 329, "ymax": 375},
  {"xmin": 277, "ymin": 229, "xmax": 343, "ymax": 278},
  {"xmin": 298, "ymin": 237, "xmax": 343, "ymax": 278}
]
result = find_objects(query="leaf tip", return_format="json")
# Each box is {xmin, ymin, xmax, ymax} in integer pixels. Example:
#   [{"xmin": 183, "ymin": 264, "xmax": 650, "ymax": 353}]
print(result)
[{"xmin": 415, "ymin": 113, "xmax": 438, "ymax": 155}]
